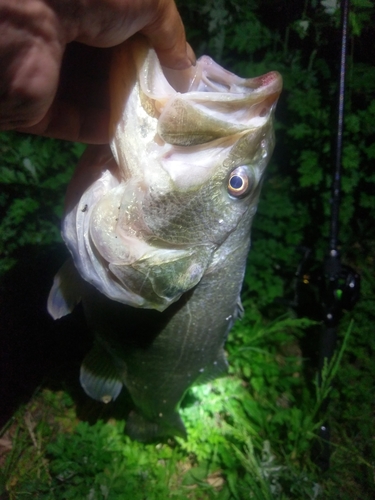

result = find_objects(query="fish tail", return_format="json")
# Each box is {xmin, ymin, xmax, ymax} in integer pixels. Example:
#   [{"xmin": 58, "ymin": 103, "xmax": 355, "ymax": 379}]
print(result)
[{"xmin": 125, "ymin": 410, "xmax": 187, "ymax": 442}]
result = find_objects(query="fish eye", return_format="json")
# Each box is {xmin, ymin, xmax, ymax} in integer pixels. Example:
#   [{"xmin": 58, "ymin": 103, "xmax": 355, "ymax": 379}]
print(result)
[{"xmin": 227, "ymin": 167, "xmax": 251, "ymax": 197}]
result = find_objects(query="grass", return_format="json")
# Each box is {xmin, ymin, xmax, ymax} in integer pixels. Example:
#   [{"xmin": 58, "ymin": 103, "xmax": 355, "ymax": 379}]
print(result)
[{"xmin": 0, "ymin": 277, "xmax": 374, "ymax": 499}]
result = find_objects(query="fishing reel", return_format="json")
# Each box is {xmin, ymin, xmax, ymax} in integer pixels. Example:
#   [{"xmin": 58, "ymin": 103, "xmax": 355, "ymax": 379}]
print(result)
[{"xmin": 290, "ymin": 247, "xmax": 360, "ymax": 326}]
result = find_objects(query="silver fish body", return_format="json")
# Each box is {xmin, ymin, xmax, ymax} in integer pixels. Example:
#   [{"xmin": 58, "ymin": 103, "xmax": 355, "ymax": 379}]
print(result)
[{"xmin": 48, "ymin": 36, "xmax": 282, "ymax": 441}]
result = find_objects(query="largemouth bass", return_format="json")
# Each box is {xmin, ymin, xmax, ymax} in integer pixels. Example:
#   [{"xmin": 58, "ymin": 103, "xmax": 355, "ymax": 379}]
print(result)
[{"xmin": 48, "ymin": 36, "xmax": 282, "ymax": 441}]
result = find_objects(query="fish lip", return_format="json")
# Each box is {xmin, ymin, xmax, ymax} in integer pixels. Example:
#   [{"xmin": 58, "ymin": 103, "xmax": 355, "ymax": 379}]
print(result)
[
  {"xmin": 240, "ymin": 71, "xmax": 283, "ymax": 107},
  {"xmin": 250, "ymin": 70, "xmax": 283, "ymax": 91}
]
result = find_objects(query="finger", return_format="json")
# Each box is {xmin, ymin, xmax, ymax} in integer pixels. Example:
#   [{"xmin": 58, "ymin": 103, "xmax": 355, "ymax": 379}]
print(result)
[
  {"xmin": 0, "ymin": 45, "xmax": 60, "ymax": 131},
  {"xmin": 60, "ymin": 1, "xmax": 195, "ymax": 69},
  {"xmin": 16, "ymin": 99, "xmax": 110, "ymax": 144},
  {"xmin": 140, "ymin": 0, "xmax": 196, "ymax": 69},
  {"xmin": 15, "ymin": 44, "xmax": 112, "ymax": 143},
  {"xmin": 0, "ymin": 0, "xmax": 63, "ymax": 130}
]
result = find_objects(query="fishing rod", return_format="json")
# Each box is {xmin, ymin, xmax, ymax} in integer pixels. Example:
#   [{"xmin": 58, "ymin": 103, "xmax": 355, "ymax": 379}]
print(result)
[
  {"xmin": 315, "ymin": 0, "xmax": 359, "ymax": 471},
  {"xmin": 291, "ymin": 0, "xmax": 360, "ymax": 471}
]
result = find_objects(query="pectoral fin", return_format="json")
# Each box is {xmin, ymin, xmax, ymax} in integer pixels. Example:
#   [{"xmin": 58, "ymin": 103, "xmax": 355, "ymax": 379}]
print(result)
[
  {"xmin": 80, "ymin": 343, "xmax": 123, "ymax": 404},
  {"xmin": 47, "ymin": 259, "xmax": 81, "ymax": 319}
]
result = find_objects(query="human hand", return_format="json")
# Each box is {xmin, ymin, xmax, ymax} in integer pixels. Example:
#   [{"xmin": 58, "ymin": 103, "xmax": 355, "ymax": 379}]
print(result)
[{"xmin": 0, "ymin": 0, "xmax": 194, "ymax": 143}]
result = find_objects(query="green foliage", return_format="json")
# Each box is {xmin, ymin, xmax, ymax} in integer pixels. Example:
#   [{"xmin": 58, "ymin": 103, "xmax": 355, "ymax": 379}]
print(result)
[
  {"xmin": 0, "ymin": 133, "xmax": 85, "ymax": 275},
  {"xmin": 323, "ymin": 268, "xmax": 375, "ymax": 499},
  {"xmin": 45, "ymin": 421, "xmax": 186, "ymax": 500}
]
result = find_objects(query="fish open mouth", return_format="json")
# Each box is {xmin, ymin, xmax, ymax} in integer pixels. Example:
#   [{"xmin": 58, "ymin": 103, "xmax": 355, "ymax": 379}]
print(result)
[
  {"xmin": 130, "ymin": 43, "xmax": 283, "ymax": 147},
  {"xmin": 162, "ymin": 55, "xmax": 282, "ymax": 103}
]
